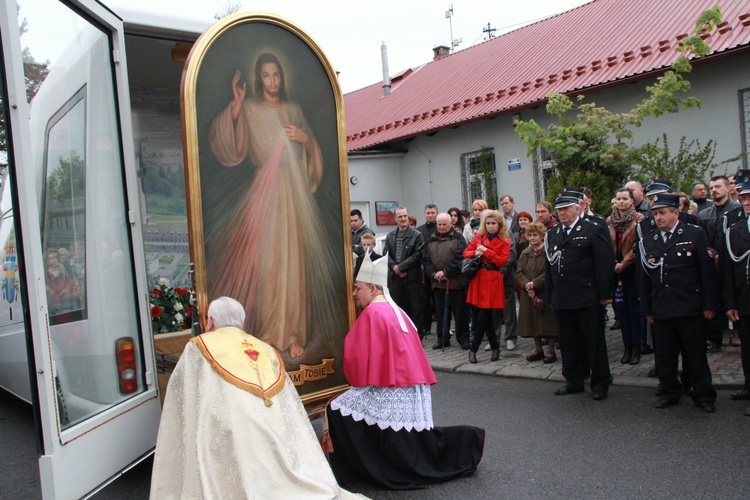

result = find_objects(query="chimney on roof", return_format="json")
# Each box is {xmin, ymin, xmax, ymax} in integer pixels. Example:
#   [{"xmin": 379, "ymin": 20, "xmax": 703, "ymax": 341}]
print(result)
[
  {"xmin": 381, "ymin": 41, "xmax": 391, "ymax": 96},
  {"xmin": 433, "ymin": 45, "xmax": 450, "ymax": 61}
]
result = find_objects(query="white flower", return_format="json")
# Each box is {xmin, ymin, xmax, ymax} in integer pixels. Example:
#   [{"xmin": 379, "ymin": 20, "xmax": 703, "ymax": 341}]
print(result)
[
  {"xmin": 175, "ymin": 312, "xmax": 184, "ymax": 323},
  {"xmin": 174, "ymin": 302, "xmax": 184, "ymax": 312},
  {"xmin": 158, "ymin": 277, "xmax": 171, "ymax": 287}
]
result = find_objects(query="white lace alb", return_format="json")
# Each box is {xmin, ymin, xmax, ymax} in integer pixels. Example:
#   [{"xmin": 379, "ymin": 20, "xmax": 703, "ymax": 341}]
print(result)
[{"xmin": 331, "ymin": 385, "xmax": 434, "ymax": 432}]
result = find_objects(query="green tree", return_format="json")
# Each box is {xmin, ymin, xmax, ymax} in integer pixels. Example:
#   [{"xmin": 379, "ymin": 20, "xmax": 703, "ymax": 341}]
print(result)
[
  {"xmin": 0, "ymin": 11, "xmax": 50, "ymax": 177},
  {"xmin": 633, "ymin": 134, "xmax": 741, "ymax": 194},
  {"xmin": 515, "ymin": 6, "xmax": 723, "ymax": 215},
  {"xmin": 46, "ymin": 152, "xmax": 85, "ymax": 203}
]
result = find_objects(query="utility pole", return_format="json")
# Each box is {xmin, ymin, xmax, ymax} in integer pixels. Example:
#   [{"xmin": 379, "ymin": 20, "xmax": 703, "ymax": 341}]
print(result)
[
  {"xmin": 483, "ymin": 22, "xmax": 496, "ymax": 40},
  {"xmin": 445, "ymin": 5, "xmax": 461, "ymax": 52}
]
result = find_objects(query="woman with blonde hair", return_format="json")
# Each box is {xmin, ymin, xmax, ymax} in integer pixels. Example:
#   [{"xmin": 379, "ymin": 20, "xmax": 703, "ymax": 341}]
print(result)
[
  {"xmin": 463, "ymin": 199, "xmax": 489, "ymax": 244},
  {"xmin": 463, "ymin": 210, "xmax": 511, "ymax": 363},
  {"xmin": 516, "ymin": 222, "xmax": 558, "ymax": 362}
]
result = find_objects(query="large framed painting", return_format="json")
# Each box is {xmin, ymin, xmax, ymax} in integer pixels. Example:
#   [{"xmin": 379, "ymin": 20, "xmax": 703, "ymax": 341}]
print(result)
[{"xmin": 181, "ymin": 12, "xmax": 355, "ymax": 406}]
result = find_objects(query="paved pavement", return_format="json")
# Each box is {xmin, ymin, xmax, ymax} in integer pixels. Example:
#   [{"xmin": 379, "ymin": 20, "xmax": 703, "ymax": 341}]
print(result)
[{"xmin": 423, "ymin": 307, "xmax": 744, "ymax": 389}]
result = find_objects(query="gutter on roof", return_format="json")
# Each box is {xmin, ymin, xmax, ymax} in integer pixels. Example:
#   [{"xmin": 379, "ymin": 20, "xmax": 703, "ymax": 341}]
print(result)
[{"xmin": 349, "ymin": 149, "xmax": 408, "ymax": 157}]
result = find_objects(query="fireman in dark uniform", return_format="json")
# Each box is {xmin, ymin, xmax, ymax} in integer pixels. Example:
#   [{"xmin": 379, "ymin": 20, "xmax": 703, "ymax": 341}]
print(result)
[
  {"xmin": 635, "ymin": 179, "xmax": 700, "ymax": 360},
  {"xmin": 545, "ymin": 192, "xmax": 614, "ymax": 400},
  {"xmin": 722, "ymin": 176, "xmax": 750, "ymax": 416},
  {"xmin": 638, "ymin": 194, "xmax": 717, "ymax": 413}
]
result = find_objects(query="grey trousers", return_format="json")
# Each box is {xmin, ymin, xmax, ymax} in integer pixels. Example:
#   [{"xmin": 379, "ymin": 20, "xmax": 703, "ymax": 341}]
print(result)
[{"xmin": 494, "ymin": 274, "xmax": 517, "ymax": 342}]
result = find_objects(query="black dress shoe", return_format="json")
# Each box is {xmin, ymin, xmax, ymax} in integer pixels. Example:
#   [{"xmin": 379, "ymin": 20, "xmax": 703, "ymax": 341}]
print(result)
[
  {"xmin": 592, "ymin": 392, "xmax": 607, "ymax": 401},
  {"xmin": 698, "ymin": 402, "xmax": 716, "ymax": 413},
  {"xmin": 609, "ymin": 320, "xmax": 621, "ymax": 330},
  {"xmin": 654, "ymin": 398, "xmax": 678, "ymax": 409},
  {"xmin": 706, "ymin": 340, "xmax": 721, "ymax": 353},
  {"xmin": 432, "ymin": 341, "xmax": 450, "ymax": 350},
  {"xmin": 641, "ymin": 344, "xmax": 654, "ymax": 355},
  {"xmin": 468, "ymin": 351, "xmax": 477, "ymax": 364},
  {"xmin": 647, "ymin": 366, "xmax": 657, "ymax": 378},
  {"xmin": 744, "ymin": 406, "xmax": 750, "ymax": 417},
  {"xmin": 554, "ymin": 385, "xmax": 583, "ymax": 396},
  {"xmin": 730, "ymin": 389, "xmax": 750, "ymax": 400}
]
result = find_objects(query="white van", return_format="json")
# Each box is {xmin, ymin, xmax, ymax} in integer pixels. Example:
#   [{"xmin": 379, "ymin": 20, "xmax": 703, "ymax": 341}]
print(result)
[{"xmin": 0, "ymin": 2, "xmax": 209, "ymax": 497}]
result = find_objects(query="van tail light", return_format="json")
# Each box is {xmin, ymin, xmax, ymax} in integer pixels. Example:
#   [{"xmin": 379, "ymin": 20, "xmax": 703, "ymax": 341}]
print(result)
[{"xmin": 115, "ymin": 337, "xmax": 138, "ymax": 394}]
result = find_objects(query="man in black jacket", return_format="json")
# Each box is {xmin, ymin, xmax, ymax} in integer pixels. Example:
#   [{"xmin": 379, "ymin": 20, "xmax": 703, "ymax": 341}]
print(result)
[
  {"xmin": 351, "ymin": 209, "xmax": 375, "ymax": 256},
  {"xmin": 383, "ymin": 207, "xmax": 426, "ymax": 338},
  {"xmin": 639, "ymin": 194, "xmax": 717, "ymax": 413},
  {"xmin": 545, "ymin": 192, "xmax": 614, "ymax": 400},
  {"xmin": 423, "ymin": 213, "xmax": 469, "ymax": 350},
  {"xmin": 722, "ymin": 179, "xmax": 750, "ymax": 416},
  {"xmin": 417, "ymin": 204, "xmax": 439, "ymax": 335},
  {"xmin": 699, "ymin": 175, "xmax": 740, "ymax": 351}
]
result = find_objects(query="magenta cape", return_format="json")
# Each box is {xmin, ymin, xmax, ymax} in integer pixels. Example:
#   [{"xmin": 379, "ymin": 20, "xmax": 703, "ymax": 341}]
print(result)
[{"xmin": 344, "ymin": 301, "xmax": 437, "ymax": 387}]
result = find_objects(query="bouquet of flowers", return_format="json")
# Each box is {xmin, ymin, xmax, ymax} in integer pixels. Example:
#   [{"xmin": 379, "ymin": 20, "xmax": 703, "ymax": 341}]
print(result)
[{"xmin": 150, "ymin": 277, "xmax": 193, "ymax": 334}]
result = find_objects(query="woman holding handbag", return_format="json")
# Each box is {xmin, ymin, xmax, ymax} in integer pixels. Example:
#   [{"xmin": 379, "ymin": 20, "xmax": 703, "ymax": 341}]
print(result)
[
  {"xmin": 607, "ymin": 187, "xmax": 644, "ymax": 364},
  {"xmin": 516, "ymin": 222, "xmax": 558, "ymax": 362},
  {"xmin": 463, "ymin": 210, "xmax": 511, "ymax": 363}
]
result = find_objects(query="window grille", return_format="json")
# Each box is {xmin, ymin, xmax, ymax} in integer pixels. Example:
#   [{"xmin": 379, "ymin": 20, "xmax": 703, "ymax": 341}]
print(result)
[
  {"xmin": 740, "ymin": 88, "xmax": 750, "ymax": 169},
  {"xmin": 460, "ymin": 148, "xmax": 497, "ymax": 209},
  {"xmin": 532, "ymin": 147, "xmax": 554, "ymax": 203}
]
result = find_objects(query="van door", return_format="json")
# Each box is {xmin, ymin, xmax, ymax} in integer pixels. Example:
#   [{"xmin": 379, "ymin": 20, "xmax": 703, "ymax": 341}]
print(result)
[{"xmin": 1, "ymin": 1, "xmax": 161, "ymax": 498}]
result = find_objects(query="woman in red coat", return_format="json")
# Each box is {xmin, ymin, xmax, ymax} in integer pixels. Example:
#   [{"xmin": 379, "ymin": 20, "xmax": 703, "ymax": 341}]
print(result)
[{"xmin": 463, "ymin": 210, "xmax": 511, "ymax": 363}]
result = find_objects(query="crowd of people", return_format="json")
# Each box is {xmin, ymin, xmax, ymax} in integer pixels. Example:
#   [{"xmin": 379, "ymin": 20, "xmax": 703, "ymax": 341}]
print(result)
[
  {"xmin": 351, "ymin": 172, "xmax": 750, "ymax": 416},
  {"xmin": 44, "ymin": 243, "xmax": 85, "ymax": 316},
  {"xmin": 148, "ymin": 175, "xmax": 750, "ymax": 496}
]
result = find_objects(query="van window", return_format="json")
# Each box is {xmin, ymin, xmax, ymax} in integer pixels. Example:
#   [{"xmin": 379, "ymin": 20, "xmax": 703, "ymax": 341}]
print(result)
[{"xmin": 41, "ymin": 88, "xmax": 87, "ymax": 324}]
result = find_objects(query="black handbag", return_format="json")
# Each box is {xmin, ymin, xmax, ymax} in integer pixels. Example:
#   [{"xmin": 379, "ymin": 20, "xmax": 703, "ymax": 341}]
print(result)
[{"xmin": 461, "ymin": 256, "xmax": 482, "ymax": 280}]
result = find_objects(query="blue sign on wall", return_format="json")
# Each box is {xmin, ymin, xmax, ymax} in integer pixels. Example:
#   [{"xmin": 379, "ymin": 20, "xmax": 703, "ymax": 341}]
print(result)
[{"xmin": 507, "ymin": 158, "xmax": 521, "ymax": 171}]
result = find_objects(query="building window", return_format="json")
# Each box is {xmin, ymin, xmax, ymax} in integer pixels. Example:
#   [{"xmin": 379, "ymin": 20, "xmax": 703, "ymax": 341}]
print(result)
[
  {"xmin": 460, "ymin": 147, "xmax": 498, "ymax": 209},
  {"xmin": 532, "ymin": 146, "xmax": 555, "ymax": 203},
  {"xmin": 740, "ymin": 88, "xmax": 750, "ymax": 169}
]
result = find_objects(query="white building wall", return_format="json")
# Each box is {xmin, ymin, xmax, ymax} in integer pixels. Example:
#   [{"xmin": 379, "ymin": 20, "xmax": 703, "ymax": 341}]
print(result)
[
  {"xmin": 348, "ymin": 152, "xmax": 405, "ymax": 236},
  {"xmin": 348, "ymin": 50, "xmax": 750, "ymax": 217}
]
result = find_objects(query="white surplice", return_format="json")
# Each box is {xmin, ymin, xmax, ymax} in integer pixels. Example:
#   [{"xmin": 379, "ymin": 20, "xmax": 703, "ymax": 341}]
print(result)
[{"xmin": 150, "ymin": 339, "xmax": 360, "ymax": 499}]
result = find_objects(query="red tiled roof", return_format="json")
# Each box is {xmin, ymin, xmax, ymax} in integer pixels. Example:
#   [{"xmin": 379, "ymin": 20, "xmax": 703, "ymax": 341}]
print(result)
[{"xmin": 344, "ymin": 0, "xmax": 750, "ymax": 151}]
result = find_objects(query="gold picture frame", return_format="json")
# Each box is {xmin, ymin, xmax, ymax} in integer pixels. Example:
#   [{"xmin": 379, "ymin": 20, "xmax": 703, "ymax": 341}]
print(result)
[{"xmin": 181, "ymin": 12, "xmax": 355, "ymax": 405}]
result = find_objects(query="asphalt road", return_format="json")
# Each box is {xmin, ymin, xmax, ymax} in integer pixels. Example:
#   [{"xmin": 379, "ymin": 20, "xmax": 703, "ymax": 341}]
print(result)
[{"xmin": 2, "ymin": 372, "xmax": 749, "ymax": 499}]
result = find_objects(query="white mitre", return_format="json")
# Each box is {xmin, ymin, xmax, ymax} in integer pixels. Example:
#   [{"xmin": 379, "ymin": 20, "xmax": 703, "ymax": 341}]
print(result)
[
  {"xmin": 355, "ymin": 253, "xmax": 413, "ymax": 333},
  {"xmin": 355, "ymin": 252, "xmax": 388, "ymax": 287}
]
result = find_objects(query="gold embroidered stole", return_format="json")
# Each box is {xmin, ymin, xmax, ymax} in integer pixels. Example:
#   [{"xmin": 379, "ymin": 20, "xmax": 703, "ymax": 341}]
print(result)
[{"xmin": 191, "ymin": 327, "xmax": 285, "ymax": 406}]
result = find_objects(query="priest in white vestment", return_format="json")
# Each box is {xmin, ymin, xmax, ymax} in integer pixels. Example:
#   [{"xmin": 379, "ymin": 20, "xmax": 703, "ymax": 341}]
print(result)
[{"xmin": 150, "ymin": 296, "xmax": 359, "ymax": 499}]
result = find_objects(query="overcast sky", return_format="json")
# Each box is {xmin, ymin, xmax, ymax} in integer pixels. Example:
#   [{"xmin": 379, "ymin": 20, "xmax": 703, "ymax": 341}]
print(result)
[{"xmin": 22, "ymin": 0, "xmax": 593, "ymax": 94}]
